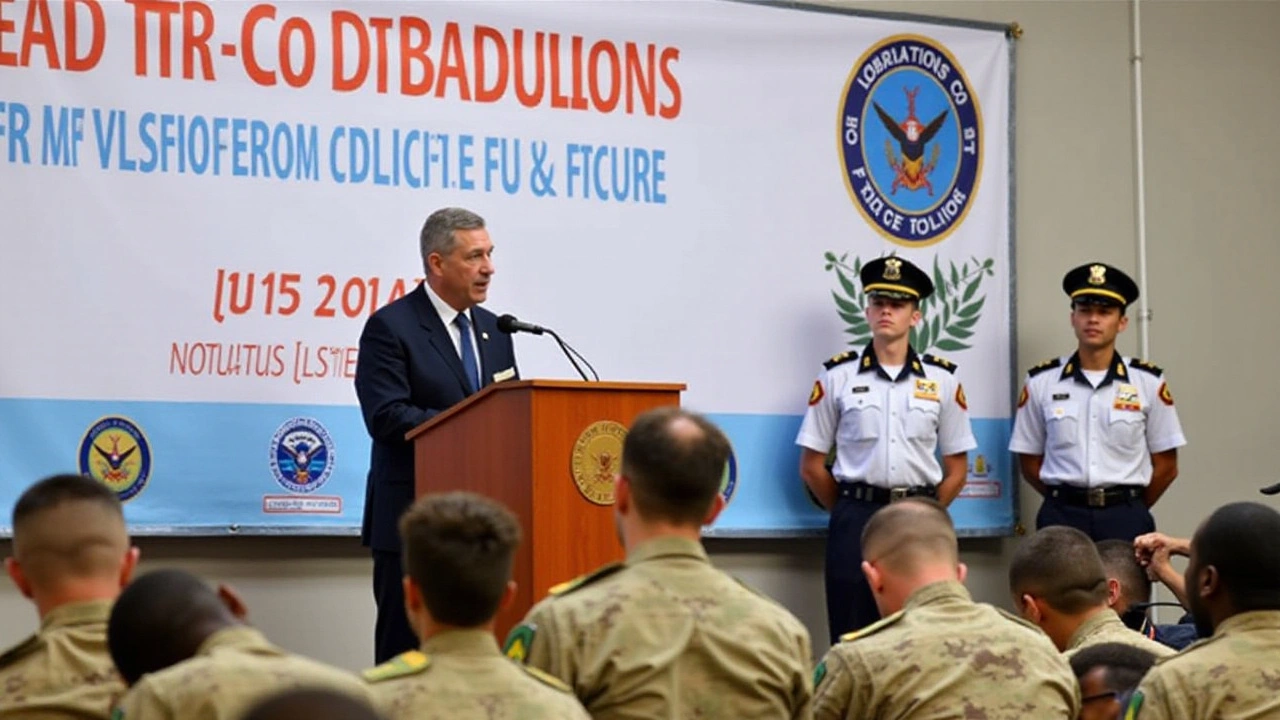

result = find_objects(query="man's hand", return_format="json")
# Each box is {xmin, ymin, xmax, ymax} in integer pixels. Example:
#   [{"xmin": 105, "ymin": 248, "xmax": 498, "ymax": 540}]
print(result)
[{"xmin": 1134, "ymin": 532, "xmax": 1191, "ymax": 608}]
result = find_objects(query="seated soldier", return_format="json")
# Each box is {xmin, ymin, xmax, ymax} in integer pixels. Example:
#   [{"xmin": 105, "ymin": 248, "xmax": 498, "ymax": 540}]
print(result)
[
  {"xmin": 813, "ymin": 498, "xmax": 1079, "ymax": 719},
  {"xmin": 108, "ymin": 568, "xmax": 371, "ymax": 718},
  {"xmin": 507, "ymin": 407, "xmax": 813, "ymax": 719},
  {"xmin": 1010, "ymin": 526, "xmax": 1173, "ymax": 658},
  {"xmin": 1096, "ymin": 538, "xmax": 1198, "ymax": 650},
  {"xmin": 0, "ymin": 474, "xmax": 139, "ymax": 718},
  {"xmin": 1069, "ymin": 642, "xmax": 1157, "ymax": 720},
  {"xmin": 1127, "ymin": 502, "xmax": 1280, "ymax": 718},
  {"xmin": 362, "ymin": 492, "xmax": 588, "ymax": 719},
  {"xmin": 241, "ymin": 689, "xmax": 385, "ymax": 720}
]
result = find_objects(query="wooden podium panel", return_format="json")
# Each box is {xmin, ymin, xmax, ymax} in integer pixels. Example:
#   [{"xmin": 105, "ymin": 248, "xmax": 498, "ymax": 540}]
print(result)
[{"xmin": 406, "ymin": 380, "xmax": 683, "ymax": 639}]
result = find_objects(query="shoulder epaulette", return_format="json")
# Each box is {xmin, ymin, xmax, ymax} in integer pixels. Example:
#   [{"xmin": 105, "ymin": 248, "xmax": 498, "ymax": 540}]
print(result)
[
  {"xmin": 1129, "ymin": 358, "xmax": 1164, "ymax": 377},
  {"xmin": 0, "ymin": 634, "xmax": 39, "ymax": 667},
  {"xmin": 361, "ymin": 650, "xmax": 430, "ymax": 683},
  {"xmin": 548, "ymin": 562, "xmax": 624, "ymax": 596},
  {"xmin": 1026, "ymin": 357, "xmax": 1063, "ymax": 378},
  {"xmin": 837, "ymin": 609, "xmax": 904, "ymax": 643},
  {"xmin": 921, "ymin": 353, "xmax": 957, "ymax": 374},
  {"xmin": 823, "ymin": 350, "xmax": 858, "ymax": 370},
  {"xmin": 520, "ymin": 664, "xmax": 573, "ymax": 693}
]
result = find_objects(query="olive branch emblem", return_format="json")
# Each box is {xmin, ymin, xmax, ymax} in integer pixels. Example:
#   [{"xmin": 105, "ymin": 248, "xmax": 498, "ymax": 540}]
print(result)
[{"xmin": 823, "ymin": 252, "xmax": 995, "ymax": 353}]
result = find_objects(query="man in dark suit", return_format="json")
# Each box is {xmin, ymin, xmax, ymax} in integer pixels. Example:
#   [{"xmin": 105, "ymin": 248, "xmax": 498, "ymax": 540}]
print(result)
[{"xmin": 355, "ymin": 207, "xmax": 519, "ymax": 663}]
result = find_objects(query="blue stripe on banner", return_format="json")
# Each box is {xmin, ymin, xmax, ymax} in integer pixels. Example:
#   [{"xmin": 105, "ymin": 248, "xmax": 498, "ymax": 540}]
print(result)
[
  {"xmin": 0, "ymin": 398, "xmax": 371, "ymax": 534},
  {"xmin": 0, "ymin": 400, "xmax": 1016, "ymax": 537}
]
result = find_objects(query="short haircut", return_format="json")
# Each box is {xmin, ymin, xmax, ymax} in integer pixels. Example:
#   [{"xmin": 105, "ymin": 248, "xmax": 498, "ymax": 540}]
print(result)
[
  {"xmin": 1009, "ymin": 526, "xmax": 1109, "ymax": 614},
  {"xmin": 861, "ymin": 498, "xmax": 957, "ymax": 574},
  {"xmin": 419, "ymin": 207, "xmax": 485, "ymax": 261},
  {"xmin": 398, "ymin": 492, "xmax": 521, "ymax": 627},
  {"xmin": 107, "ymin": 569, "xmax": 235, "ymax": 685},
  {"xmin": 11, "ymin": 474, "xmax": 128, "ymax": 587},
  {"xmin": 1193, "ymin": 502, "xmax": 1280, "ymax": 612},
  {"xmin": 620, "ymin": 407, "xmax": 731, "ymax": 525},
  {"xmin": 241, "ymin": 689, "xmax": 385, "ymax": 720},
  {"xmin": 1069, "ymin": 642, "xmax": 1157, "ymax": 693},
  {"xmin": 1096, "ymin": 539, "xmax": 1151, "ymax": 604}
]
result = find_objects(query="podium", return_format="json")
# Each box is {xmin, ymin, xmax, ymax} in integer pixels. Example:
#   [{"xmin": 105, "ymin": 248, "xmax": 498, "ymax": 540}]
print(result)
[{"xmin": 405, "ymin": 379, "xmax": 684, "ymax": 639}]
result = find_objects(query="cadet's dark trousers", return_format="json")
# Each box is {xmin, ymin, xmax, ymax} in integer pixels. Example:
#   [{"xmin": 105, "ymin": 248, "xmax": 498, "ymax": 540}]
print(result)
[
  {"xmin": 1035, "ymin": 490, "xmax": 1155, "ymax": 542},
  {"xmin": 373, "ymin": 549, "xmax": 419, "ymax": 663},
  {"xmin": 824, "ymin": 493, "xmax": 885, "ymax": 646}
]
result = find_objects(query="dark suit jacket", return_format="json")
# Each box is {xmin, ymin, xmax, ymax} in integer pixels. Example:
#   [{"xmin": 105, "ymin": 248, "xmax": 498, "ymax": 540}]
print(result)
[{"xmin": 354, "ymin": 284, "xmax": 518, "ymax": 552}]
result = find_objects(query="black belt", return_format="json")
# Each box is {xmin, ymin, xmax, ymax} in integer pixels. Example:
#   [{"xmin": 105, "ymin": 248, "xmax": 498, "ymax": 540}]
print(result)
[
  {"xmin": 1048, "ymin": 485, "xmax": 1143, "ymax": 508},
  {"xmin": 839, "ymin": 482, "xmax": 937, "ymax": 504}
]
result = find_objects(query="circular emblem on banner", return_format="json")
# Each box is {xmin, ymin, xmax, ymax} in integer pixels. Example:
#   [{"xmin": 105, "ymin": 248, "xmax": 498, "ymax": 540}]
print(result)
[
  {"xmin": 838, "ymin": 34, "xmax": 983, "ymax": 246},
  {"xmin": 720, "ymin": 447, "xmax": 738, "ymax": 505},
  {"xmin": 570, "ymin": 421, "xmax": 628, "ymax": 506},
  {"xmin": 269, "ymin": 417, "xmax": 335, "ymax": 494},
  {"xmin": 78, "ymin": 416, "xmax": 152, "ymax": 502}
]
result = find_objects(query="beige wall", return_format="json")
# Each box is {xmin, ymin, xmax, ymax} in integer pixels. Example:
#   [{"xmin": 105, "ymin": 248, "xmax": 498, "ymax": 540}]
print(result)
[{"xmin": 1, "ymin": 0, "xmax": 1276, "ymax": 671}]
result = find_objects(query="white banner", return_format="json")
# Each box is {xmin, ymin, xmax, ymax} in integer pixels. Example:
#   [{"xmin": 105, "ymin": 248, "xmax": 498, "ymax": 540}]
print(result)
[{"xmin": 0, "ymin": 0, "xmax": 1013, "ymax": 534}]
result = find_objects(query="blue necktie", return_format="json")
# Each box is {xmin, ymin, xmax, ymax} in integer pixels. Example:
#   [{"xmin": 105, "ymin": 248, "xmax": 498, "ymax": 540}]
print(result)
[{"xmin": 455, "ymin": 312, "xmax": 481, "ymax": 393}]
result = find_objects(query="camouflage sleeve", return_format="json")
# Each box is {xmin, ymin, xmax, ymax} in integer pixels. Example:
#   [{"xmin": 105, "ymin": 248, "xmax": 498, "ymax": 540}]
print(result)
[
  {"xmin": 512, "ymin": 602, "xmax": 568, "ymax": 683},
  {"xmin": 812, "ymin": 647, "xmax": 867, "ymax": 720},
  {"xmin": 1126, "ymin": 673, "xmax": 1174, "ymax": 720},
  {"xmin": 112, "ymin": 677, "xmax": 175, "ymax": 720},
  {"xmin": 788, "ymin": 626, "xmax": 814, "ymax": 720}
]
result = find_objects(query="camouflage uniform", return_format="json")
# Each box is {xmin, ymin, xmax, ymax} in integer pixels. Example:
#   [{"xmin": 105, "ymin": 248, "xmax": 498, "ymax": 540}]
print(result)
[
  {"xmin": 0, "ymin": 599, "xmax": 123, "ymax": 719},
  {"xmin": 505, "ymin": 536, "xmax": 813, "ymax": 719},
  {"xmin": 1126, "ymin": 610, "xmax": 1280, "ymax": 719},
  {"xmin": 112, "ymin": 626, "xmax": 372, "ymax": 719},
  {"xmin": 813, "ymin": 580, "xmax": 1080, "ymax": 720},
  {"xmin": 1064, "ymin": 608, "xmax": 1175, "ymax": 659},
  {"xmin": 364, "ymin": 628, "xmax": 588, "ymax": 719}
]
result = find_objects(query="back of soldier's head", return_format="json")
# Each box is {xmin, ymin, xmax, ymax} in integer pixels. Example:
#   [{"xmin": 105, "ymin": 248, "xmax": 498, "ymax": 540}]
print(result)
[
  {"xmin": 241, "ymin": 688, "xmax": 385, "ymax": 720},
  {"xmin": 860, "ymin": 498, "xmax": 958, "ymax": 575},
  {"xmin": 399, "ymin": 492, "xmax": 521, "ymax": 627},
  {"xmin": 108, "ymin": 568, "xmax": 237, "ymax": 685},
  {"xmin": 1096, "ymin": 539, "xmax": 1151, "ymax": 605},
  {"xmin": 10, "ymin": 474, "xmax": 130, "ymax": 590},
  {"xmin": 1069, "ymin": 642, "xmax": 1157, "ymax": 695},
  {"xmin": 1192, "ymin": 501, "xmax": 1280, "ymax": 612},
  {"xmin": 1009, "ymin": 526, "xmax": 1109, "ymax": 614},
  {"xmin": 621, "ymin": 407, "xmax": 730, "ymax": 525}
]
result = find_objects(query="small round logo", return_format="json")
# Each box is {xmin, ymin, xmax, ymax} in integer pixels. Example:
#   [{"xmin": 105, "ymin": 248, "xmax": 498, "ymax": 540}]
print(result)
[
  {"xmin": 78, "ymin": 416, "xmax": 152, "ymax": 502},
  {"xmin": 570, "ymin": 420, "xmax": 628, "ymax": 506},
  {"xmin": 720, "ymin": 448, "xmax": 738, "ymax": 505},
  {"xmin": 838, "ymin": 34, "xmax": 983, "ymax": 246},
  {"xmin": 269, "ymin": 417, "xmax": 335, "ymax": 494}
]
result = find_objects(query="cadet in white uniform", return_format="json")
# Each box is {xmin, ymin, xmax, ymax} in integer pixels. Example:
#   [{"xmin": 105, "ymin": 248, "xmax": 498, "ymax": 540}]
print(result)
[
  {"xmin": 797, "ymin": 256, "xmax": 976, "ymax": 643},
  {"xmin": 1010, "ymin": 262, "xmax": 1186, "ymax": 541}
]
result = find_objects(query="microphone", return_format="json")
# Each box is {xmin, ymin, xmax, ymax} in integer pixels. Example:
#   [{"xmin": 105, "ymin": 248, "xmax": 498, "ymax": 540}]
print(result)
[
  {"xmin": 496, "ymin": 314, "xmax": 599, "ymax": 382},
  {"xmin": 496, "ymin": 314, "xmax": 546, "ymax": 336}
]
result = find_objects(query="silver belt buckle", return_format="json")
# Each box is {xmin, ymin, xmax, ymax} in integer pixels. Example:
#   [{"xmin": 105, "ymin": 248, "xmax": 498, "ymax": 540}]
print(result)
[
  {"xmin": 1088, "ymin": 488, "xmax": 1107, "ymax": 507},
  {"xmin": 889, "ymin": 487, "xmax": 910, "ymax": 502}
]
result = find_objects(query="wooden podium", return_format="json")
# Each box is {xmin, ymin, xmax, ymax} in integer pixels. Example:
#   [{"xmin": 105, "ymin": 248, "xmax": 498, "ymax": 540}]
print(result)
[{"xmin": 404, "ymin": 379, "xmax": 684, "ymax": 639}]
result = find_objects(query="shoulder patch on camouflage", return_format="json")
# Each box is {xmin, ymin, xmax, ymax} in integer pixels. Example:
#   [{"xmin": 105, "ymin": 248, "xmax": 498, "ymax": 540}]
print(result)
[
  {"xmin": 548, "ymin": 562, "xmax": 624, "ymax": 596},
  {"xmin": 520, "ymin": 664, "xmax": 573, "ymax": 693},
  {"xmin": 812, "ymin": 660, "xmax": 828, "ymax": 688},
  {"xmin": 837, "ymin": 610, "xmax": 904, "ymax": 642},
  {"xmin": 1123, "ymin": 689, "xmax": 1143, "ymax": 719},
  {"xmin": 503, "ymin": 623, "xmax": 536, "ymax": 662},
  {"xmin": 921, "ymin": 353, "xmax": 957, "ymax": 374},
  {"xmin": 0, "ymin": 633, "xmax": 40, "ymax": 667},
  {"xmin": 361, "ymin": 650, "xmax": 430, "ymax": 683},
  {"xmin": 1027, "ymin": 357, "xmax": 1062, "ymax": 378},
  {"xmin": 823, "ymin": 350, "xmax": 858, "ymax": 370},
  {"xmin": 1129, "ymin": 358, "xmax": 1164, "ymax": 377},
  {"xmin": 112, "ymin": 709, "xmax": 124, "ymax": 720}
]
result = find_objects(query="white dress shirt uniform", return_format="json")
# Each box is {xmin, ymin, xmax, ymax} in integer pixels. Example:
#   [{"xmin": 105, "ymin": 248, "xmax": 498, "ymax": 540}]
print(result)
[
  {"xmin": 797, "ymin": 345, "xmax": 977, "ymax": 489},
  {"xmin": 1009, "ymin": 352, "xmax": 1185, "ymax": 489}
]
